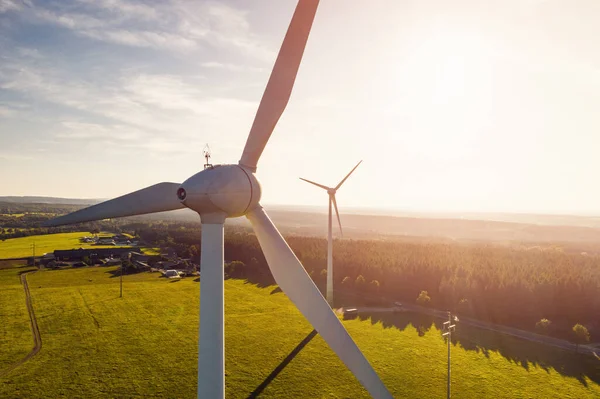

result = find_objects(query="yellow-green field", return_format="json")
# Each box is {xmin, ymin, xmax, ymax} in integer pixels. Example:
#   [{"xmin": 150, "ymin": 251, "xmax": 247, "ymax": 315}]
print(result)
[
  {"xmin": 0, "ymin": 263, "xmax": 598, "ymax": 398},
  {"xmin": 0, "ymin": 232, "xmax": 131, "ymax": 259},
  {"xmin": 0, "ymin": 262, "xmax": 36, "ymax": 372}
]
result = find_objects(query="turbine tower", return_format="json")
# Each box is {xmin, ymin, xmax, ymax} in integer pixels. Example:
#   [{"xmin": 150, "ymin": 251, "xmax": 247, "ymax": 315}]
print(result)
[
  {"xmin": 300, "ymin": 160, "xmax": 362, "ymax": 305},
  {"xmin": 42, "ymin": 2, "xmax": 392, "ymax": 399}
]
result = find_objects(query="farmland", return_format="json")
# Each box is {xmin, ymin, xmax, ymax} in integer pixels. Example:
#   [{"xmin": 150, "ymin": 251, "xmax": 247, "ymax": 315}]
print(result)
[
  {"xmin": 0, "ymin": 261, "xmax": 35, "ymax": 373},
  {"xmin": 0, "ymin": 263, "xmax": 598, "ymax": 398},
  {"xmin": 0, "ymin": 232, "xmax": 132, "ymax": 259}
]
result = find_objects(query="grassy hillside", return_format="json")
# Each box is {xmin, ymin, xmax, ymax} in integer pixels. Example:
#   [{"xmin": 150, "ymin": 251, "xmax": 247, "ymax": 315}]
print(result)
[
  {"xmin": 0, "ymin": 232, "xmax": 131, "ymax": 259},
  {"xmin": 0, "ymin": 266, "xmax": 598, "ymax": 398}
]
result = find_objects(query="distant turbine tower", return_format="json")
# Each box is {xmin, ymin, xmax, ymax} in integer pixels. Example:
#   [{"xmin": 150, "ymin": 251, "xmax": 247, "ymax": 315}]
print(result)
[{"xmin": 300, "ymin": 160, "xmax": 362, "ymax": 305}]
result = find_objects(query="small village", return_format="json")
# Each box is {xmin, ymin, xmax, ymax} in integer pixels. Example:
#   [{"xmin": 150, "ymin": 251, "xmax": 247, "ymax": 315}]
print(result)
[{"xmin": 39, "ymin": 233, "xmax": 199, "ymax": 278}]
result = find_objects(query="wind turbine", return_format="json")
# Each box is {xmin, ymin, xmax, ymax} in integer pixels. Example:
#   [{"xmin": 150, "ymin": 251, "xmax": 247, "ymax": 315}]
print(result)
[
  {"xmin": 300, "ymin": 160, "xmax": 362, "ymax": 305},
  {"xmin": 42, "ymin": 1, "xmax": 392, "ymax": 399}
]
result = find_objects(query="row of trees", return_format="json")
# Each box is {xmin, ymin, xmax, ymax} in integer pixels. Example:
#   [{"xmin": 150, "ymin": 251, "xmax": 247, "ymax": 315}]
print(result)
[{"xmin": 535, "ymin": 318, "xmax": 591, "ymax": 350}]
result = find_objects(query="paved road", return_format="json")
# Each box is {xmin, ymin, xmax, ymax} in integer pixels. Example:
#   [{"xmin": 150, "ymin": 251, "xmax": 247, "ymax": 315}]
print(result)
[
  {"xmin": 0, "ymin": 271, "xmax": 42, "ymax": 377},
  {"xmin": 349, "ymin": 302, "xmax": 597, "ymax": 357}
]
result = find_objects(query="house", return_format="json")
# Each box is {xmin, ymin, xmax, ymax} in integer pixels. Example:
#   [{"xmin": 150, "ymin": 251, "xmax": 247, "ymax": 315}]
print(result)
[
  {"xmin": 130, "ymin": 252, "xmax": 149, "ymax": 263},
  {"xmin": 343, "ymin": 308, "xmax": 358, "ymax": 320},
  {"xmin": 160, "ymin": 248, "xmax": 178, "ymax": 261},
  {"xmin": 164, "ymin": 269, "xmax": 180, "ymax": 278},
  {"xmin": 104, "ymin": 258, "xmax": 121, "ymax": 266},
  {"xmin": 54, "ymin": 247, "xmax": 133, "ymax": 261},
  {"xmin": 40, "ymin": 253, "xmax": 55, "ymax": 266},
  {"xmin": 96, "ymin": 238, "xmax": 116, "ymax": 245}
]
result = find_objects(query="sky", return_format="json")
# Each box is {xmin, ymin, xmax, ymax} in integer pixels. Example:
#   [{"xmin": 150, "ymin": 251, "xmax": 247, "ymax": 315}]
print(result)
[{"xmin": 1, "ymin": 0, "xmax": 600, "ymax": 215}]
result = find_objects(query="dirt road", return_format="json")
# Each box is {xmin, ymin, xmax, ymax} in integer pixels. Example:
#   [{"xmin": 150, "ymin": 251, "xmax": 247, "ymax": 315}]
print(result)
[{"xmin": 0, "ymin": 271, "xmax": 42, "ymax": 377}]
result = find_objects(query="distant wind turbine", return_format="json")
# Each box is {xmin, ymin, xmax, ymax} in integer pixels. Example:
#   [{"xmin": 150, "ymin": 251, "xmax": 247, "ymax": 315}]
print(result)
[{"xmin": 300, "ymin": 160, "xmax": 362, "ymax": 305}]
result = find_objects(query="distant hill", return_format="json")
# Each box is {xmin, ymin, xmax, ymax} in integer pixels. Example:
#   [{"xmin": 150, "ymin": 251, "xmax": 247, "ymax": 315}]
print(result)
[
  {"xmin": 265, "ymin": 204, "xmax": 600, "ymax": 229},
  {"xmin": 0, "ymin": 196, "xmax": 102, "ymax": 205},
  {"xmin": 4, "ymin": 196, "xmax": 600, "ymax": 247},
  {"xmin": 116, "ymin": 207, "xmax": 600, "ymax": 247}
]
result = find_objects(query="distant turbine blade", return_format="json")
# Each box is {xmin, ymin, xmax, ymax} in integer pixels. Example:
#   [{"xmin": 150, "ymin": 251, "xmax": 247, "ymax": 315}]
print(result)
[
  {"xmin": 246, "ymin": 206, "xmax": 392, "ymax": 399},
  {"xmin": 299, "ymin": 177, "xmax": 330, "ymax": 191},
  {"xmin": 332, "ymin": 195, "xmax": 343, "ymax": 237},
  {"xmin": 42, "ymin": 182, "xmax": 184, "ymax": 227},
  {"xmin": 335, "ymin": 160, "xmax": 362, "ymax": 190},
  {"xmin": 239, "ymin": 0, "xmax": 320, "ymax": 171}
]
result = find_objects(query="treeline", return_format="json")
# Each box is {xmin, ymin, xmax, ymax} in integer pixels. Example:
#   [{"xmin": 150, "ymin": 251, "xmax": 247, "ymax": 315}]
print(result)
[{"xmin": 0, "ymin": 201, "xmax": 83, "ymax": 215}]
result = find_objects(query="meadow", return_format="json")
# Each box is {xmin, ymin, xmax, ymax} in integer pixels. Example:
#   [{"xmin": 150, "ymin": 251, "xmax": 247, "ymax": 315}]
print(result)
[
  {"xmin": 0, "ymin": 263, "xmax": 598, "ymax": 398},
  {"xmin": 0, "ymin": 261, "xmax": 35, "ymax": 373},
  {"xmin": 0, "ymin": 232, "xmax": 132, "ymax": 259}
]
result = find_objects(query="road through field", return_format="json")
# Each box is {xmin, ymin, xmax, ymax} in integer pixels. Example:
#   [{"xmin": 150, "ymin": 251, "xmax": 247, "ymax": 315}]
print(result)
[{"xmin": 0, "ymin": 271, "xmax": 42, "ymax": 377}]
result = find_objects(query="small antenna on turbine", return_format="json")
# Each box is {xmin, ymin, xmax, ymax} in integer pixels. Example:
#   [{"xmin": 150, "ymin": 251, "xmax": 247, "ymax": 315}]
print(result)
[{"xmin": 203, "ymin": 144, "xmax": 213, "ymax": 169}]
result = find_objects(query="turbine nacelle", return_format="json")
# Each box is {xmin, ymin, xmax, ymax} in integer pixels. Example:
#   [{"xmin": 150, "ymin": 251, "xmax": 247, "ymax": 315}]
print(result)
[{"xmin": 179, "ymin": 164, "xmax": 261, "ymax": 219}]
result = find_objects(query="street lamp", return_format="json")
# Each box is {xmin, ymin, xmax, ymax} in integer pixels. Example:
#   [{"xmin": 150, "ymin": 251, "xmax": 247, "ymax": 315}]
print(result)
[
  {"xmin": 442, "ymin": 311, "xmax": 458, "ymax": 399},
  {"xmin": 30, "ymin": 242, "xmax": 36, "ymax": 267}
]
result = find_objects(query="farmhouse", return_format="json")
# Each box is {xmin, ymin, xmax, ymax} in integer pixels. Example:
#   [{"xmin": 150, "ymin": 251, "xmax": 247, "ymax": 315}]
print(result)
[
  {"xmin": 129, "ymin": 252, "xmax": 149, "ymax": 263},
  {"xmin": 53, "ymin": 247, "xmax": 134, "ymax": 261}
]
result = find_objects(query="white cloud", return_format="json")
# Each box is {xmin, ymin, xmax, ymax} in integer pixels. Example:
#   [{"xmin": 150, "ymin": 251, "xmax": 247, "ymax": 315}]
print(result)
[
  {"xmin": 76, "ymin": 0, "xmax": 158, "ymax": 21},
  {"xmin": 56, "ymin": 121, "xmax": 144, "ymax": 141},
  {"xmin": 81, "ymin": 29, "xmax": 196, "ymax": 50},
  {"xmin": 16, "ymin": 47, "xmax": 42, "ymax": 58},
  {"xmin": 0, "ymin": 151, "xmax": 32, "ymax": 160},
  {"xmin": 0, "ymin": 105, "xmax": 16, "ymax": 117},
  {"xmin": 200, "ymin": 61, "xmax": 264, "ymax": 73},
  {"xmin": 0, "ymin": 0, "xmax": 28, "ymax": 13},
  {"xmin": 8, "ymin": 0, "xmax": 275, "ymax": 62},
  {"xmin": 0, "ymin": 49, "xmax": 258, "ymax": 156},
  {"xmin": 34, "ymin": 9, "xmax": 106, "ymax": 30}
]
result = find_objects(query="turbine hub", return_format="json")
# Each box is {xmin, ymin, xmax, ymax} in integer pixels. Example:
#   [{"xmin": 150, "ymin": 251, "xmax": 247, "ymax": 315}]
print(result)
[{"xmin": 179, "ymin": 164, "xmax": 261, "ymax": 218}]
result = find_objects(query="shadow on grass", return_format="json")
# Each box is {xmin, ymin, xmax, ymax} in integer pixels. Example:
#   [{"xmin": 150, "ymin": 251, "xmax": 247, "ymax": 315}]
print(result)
[
  {"xmin": 232, "ymin": 267, "xmax": 324, "ymax": 297},
  {"xmin": 230, "ymin": 275, "xmax": 599, "ymax": 388},
  {"xmin": 103, "ymin": 268, "xmax": 162, "ymax": 279},
  {"xmin": 247, "ymin": 329, "xmax": 318, "ymax": 398},
  {"xmin": 354, "ymin": 309, "xmax": 600, "ymax": 387}
]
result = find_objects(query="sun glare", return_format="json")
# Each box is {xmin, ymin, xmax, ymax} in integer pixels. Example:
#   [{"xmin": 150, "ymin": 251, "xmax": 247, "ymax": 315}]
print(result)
[{"xmin": 380, "ymin": 29, "xmax": 496, "ymax": 162}]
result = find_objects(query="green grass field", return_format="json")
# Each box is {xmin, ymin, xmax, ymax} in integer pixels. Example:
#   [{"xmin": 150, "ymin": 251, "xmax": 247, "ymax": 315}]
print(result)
[
  {"xmin": 0, "ymin": 261, "xmax": 35, "ymax": 372},
  {"xmin": 0, "ymin": 264, "xmax": 598, "ymax": 398},
  {"xmin": 0, "ymin": 232, "xmax": 131, "ymax": 259}
]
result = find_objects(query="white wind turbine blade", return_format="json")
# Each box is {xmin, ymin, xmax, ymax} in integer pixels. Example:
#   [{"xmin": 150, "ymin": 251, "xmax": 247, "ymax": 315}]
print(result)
[
  {"xmin": 335, "ymin": 160, "xmax": 362, "ymax": 190},
  {"xmin": 246, "ymin": 206, "xmax": 392, "ymax": 399},
  {"xmin": 42, "ymin": 182, "xmax": 184, "ymax": 227},
  {"xmin": 239, "ymin": 0, "xmax": 319, "ymax": 171},
  {"xmin": 332, "ymin": 194, "xmax": 343, "ymax": 237},
  {"xmin": 299, "ymin": 177, "xmax": 330, "ymax": 191}
]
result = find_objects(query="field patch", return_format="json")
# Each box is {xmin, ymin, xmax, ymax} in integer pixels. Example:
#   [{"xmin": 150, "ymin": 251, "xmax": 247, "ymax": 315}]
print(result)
[
  {"xmin": 0, "ymin": 232, "xmax": 131, "ymax": 259},
  {"xmin": 0, "ymin": 262, "xmax": 36, "ymax": 373},
  {"xmin": 0, "ymin": 266, "xmax": 597, "ymax": 398}
]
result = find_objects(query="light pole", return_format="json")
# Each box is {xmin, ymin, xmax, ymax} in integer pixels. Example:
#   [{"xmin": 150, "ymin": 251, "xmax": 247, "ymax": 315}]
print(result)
[
  {"xmin": 30, "ymin": 242, "xmax": 36, "ymax": 267},
  {"xmin": 442, "ymin": 311, "xmax": 458, "ymax": 399},
  {"xmin": 120, "ymin": 260, "xmax": 123, "ymax": 298}
]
